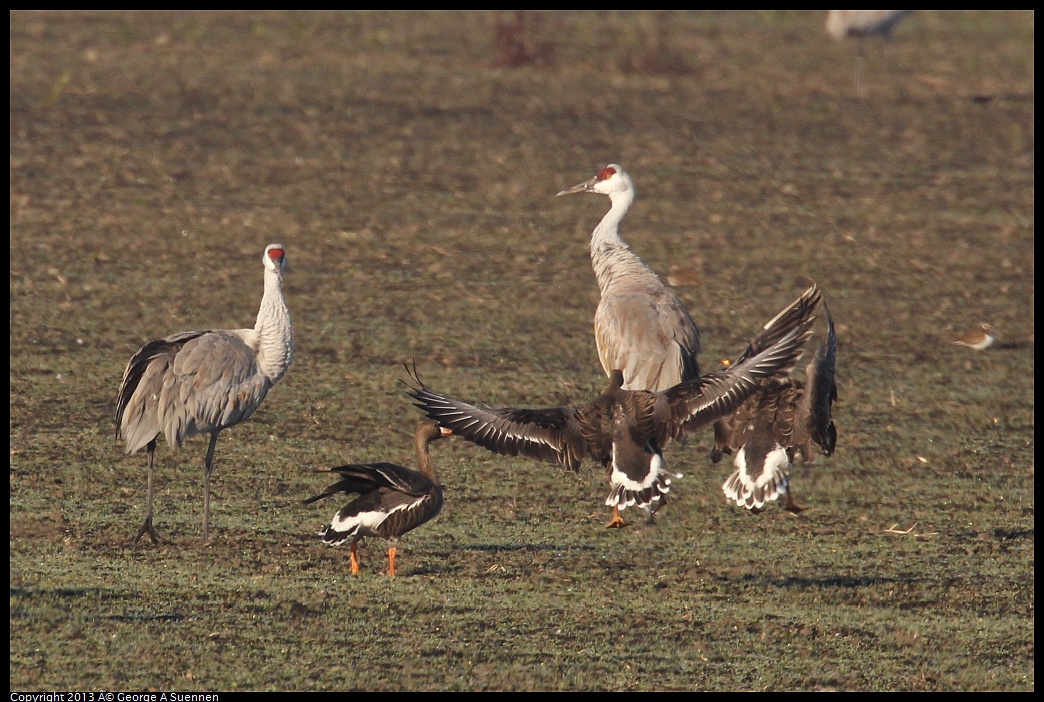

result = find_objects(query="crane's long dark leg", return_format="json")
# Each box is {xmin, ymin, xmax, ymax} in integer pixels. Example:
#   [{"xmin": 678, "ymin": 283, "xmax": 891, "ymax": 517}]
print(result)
[
  {"xmin": 854, "ymin": 40, "xmax": 867, "ymax": 98},
  {"xmin": 202, "ymin": 431, "xmax": 220, "ymax": 543},
  {"xmin": 134, "ymin": 439, "xmax": 162, "ymax": 545}
]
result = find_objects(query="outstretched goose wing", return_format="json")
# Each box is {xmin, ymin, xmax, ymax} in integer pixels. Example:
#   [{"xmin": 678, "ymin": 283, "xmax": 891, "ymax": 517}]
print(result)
[
  {"xmin": 665, "ymin": 285, "xmax": 819, "ymax": 440},
  {"xmin": 805, "ymin": 302, "xmax": 838, "ymax": 456},
  {"xmin": 403, "ymin": 370, "xmax": 587, "ymax": 472}
]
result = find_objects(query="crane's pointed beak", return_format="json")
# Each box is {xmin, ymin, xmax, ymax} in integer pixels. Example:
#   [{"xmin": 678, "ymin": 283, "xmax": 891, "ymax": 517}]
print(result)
[{"xmin": 556, "ymin": 176, "xmax": 598, "ymax": 197}]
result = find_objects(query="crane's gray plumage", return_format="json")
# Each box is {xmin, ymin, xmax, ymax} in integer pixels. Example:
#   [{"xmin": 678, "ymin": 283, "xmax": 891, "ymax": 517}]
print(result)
[
  {"xmin": 304, "ymin": 420, "xmax": 451, "ymax": 577},
  {"xmin": 558, "ymin": 164, "xmax": 701, "ymax": 393},
  {"xmin": 115, "ymin": 243, "xmax": 293, "ymax": 544},
  {"xmin": 407, "ymin": 285, "xmax": 821, "ymax": 527},
  {"xmin": 826, "ymin": 10, "xmax": 909, "ymax": 41},
  {"xmin": 826, "ymin": 11, "xmax": 911, "ymax": 96},
  {"xmin": 715, "ymin": 304, "xmax": 837, "ymax": 512}
]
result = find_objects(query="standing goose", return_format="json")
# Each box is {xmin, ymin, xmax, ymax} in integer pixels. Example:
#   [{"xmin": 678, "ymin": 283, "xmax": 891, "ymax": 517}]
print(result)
[
  {"xmin": 714, "ymin": 304, "xmax": 837, "ymax": 513},
  {"xmin": 557, "ymin": 163, "xmax": 702, "ymax": 393},
  {"xmin": 115, "ymin": 243, "xmax": 294, "ymax": 544},
  {"xmin": 407, "ymin": 285, "xmax": 821, "ymax": 528},
  {"xmin": 304, "ymin": 420, "xmax": 452, "ymax": 577}
]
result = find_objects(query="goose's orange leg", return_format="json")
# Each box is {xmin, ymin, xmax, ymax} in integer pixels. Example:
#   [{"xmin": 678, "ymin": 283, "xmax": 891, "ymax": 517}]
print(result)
[
  {"xmin": 605, "ymin": 505, "xmax": 630, "ymax": 529},
  {"xmin": 387, "ymin": 546, "xmax": 397, "ymax": 577},
  {"xmin": 350, "ymin": 541, "xmax": 361, "ymax": 574}
]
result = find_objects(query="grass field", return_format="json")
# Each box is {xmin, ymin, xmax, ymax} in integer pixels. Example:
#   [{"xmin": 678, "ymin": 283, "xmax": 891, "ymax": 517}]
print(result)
[{"xmin": 10, "ymin": 10, "xmax": 1034, "ymax": 691}]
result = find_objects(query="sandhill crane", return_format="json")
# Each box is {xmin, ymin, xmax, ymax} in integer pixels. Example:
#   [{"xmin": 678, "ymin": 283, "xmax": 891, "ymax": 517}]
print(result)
[
  {"xmin": 115, "ymin": 243, "xmax": 294, "ymax": 544},
  {"xmin": 304, "ymin": 420, "xmax": 452, "ymax": 577},
  {"xmin": 407, "ymin": 285, "xmax": 821, "ymax": 528},
  {"xmin": 714, "ymin": 304, "xmax": 837, "ymax": 512},
  {"xmin": 557, "ymin": 164, "xmax": 702, "ymax": 394},
  {"xmin": 826, "ymin": 10, "xmax": 909, "ymax": 42},
  {"xmin": 826, "ymin": 10, "xmax": 911, "ymax": 96}
]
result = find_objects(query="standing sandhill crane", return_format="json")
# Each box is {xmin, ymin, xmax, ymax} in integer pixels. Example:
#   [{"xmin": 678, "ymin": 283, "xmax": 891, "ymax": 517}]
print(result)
[
  {"xmin": 557, "ymin": 164, "xmax": 702, "ymax": 393},
  {"xmin": 826, "ymin": 11, "xmax": 911, "ymax": 96},
  {"xmin": 714, "ymin": 304, "xmax": 837, "ymax": 513},
  {"xmin": 115, "ymin": 243, "xmax": 294, "ymax": 544},
  {"xmin": 304, "ymin": 420, "xmax": 452, "ymax": 577},
  {"xmin": 407, "ymin": 285, "xmax": 821, "ymax": 528},
  {"xmin": 826, "ymin": 10, "xmax": 909, "ymax": 42}
]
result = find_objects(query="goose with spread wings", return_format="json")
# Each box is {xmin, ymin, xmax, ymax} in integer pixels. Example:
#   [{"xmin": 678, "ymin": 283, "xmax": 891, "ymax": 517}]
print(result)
[
  {"xmin": 715, "ymin": 303, "xmax": 838, "ymax": 513},
  {"xmin": 406, "ymin": 285, "xmax": 821, "ymax": 528}
]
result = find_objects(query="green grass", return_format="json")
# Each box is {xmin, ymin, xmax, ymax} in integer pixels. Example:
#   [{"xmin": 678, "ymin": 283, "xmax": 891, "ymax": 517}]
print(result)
[{"xmin": 10, "ymin": 10, "xmax": 1034, "ymax": 691}]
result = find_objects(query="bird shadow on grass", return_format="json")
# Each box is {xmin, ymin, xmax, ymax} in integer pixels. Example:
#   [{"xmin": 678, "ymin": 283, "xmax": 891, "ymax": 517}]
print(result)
[
  {"xmin": 451, "ymin": 542, "xmax": 599, "ymax": 553},
  {"xmin": 11, "ymin": 586, "xmax": 121, "ymax": 600},
  {"xmin": 707, "ymin": 573, "xmax": 927, "ymax": 589}
]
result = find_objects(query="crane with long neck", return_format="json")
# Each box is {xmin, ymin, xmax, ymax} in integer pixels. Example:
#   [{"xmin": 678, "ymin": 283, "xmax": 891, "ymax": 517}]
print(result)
[{"xmin": 558, "ymin": 163, "xmax": 702, "ymax": 394}]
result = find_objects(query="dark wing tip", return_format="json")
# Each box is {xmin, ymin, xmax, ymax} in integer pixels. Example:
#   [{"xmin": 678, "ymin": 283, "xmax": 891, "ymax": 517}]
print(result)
[
  {"xmin": 399, "ymin": 359, "xmax": 434, "ymax": 409},
  {"xmin": 302, "ymin": 485, "xmax": 338, "ymax": 505},
  {"xmin": 731, "ymin": 283, "xmax": 821, "ymax": 366},
  {"xmin": 807, "ymin": 300, "xmax": 838, "ymax": 454},
  {"xmin": 399, "ymin": 358, "xmax": 422, "ymax": 390}
]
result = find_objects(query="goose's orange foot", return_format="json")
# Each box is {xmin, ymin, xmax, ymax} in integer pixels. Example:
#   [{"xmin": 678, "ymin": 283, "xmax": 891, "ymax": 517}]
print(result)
[{"xmin": 604, "ymin": 506, "xmax": 630, "ymax": 529}]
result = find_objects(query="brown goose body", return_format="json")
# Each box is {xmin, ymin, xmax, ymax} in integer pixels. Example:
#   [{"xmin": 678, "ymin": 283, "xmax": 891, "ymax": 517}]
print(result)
[
  {"xmin": 305, "ymin": 420, "xmax": 451, "ymax": 577},
  {"xmin": 715, "ymin": 306, "xmax": 837, "ymax": 512},
  {"xmin": 115, "ymin": 244, "xmax": 294, "ymax": 544},
  {"xmin": 408, "ymin": 285, "xmax": 821, "ymax": 527}
]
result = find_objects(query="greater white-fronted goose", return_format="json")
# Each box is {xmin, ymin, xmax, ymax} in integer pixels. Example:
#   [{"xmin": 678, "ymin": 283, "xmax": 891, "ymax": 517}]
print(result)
[
  {"xmin": 406, "ymin": 285, "xmax": 821, "ymax": 528},
  {"xmin": 714, "ymin": 304, "xmax": 837, "ymax": 513},
  {"xmin": 304, "ymin": 420, "xmax": 452, "ymax": 577},
  {"xmin": 115, "ymin": 243, "xmax": 294, "ymax": 544},
  {"xmin": 557, "ymin": 163, "xmax": 702, "ymax": 393}
]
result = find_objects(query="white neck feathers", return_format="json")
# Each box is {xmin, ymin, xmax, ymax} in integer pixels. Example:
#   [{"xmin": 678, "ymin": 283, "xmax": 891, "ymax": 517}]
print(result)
[
  {"xmin": 589, "ymin": 188, "xmax": 662, "ymax": 295},
  {"xmin": 254, "ymin": 265, "xmax": 294, "ymax": 383}
]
